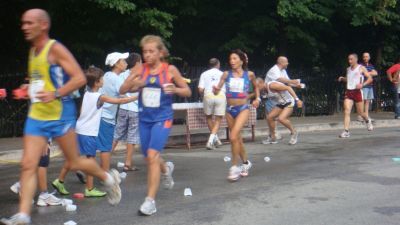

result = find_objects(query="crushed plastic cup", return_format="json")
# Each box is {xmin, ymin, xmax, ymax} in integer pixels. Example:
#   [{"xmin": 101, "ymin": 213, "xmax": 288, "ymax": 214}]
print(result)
[
  {"xmin": 117, "ymin": 162, "xmax": 125, "ymax": 168},
  {"xmin": 264, "ymin": 156, "xmax": 271, "ymax": 162},
  {"xmin": 62, "ymin": 198, "xmax": 73, "ymax": 206},
  {"xmin": 223, "ymin": 156, "xmax": 231, "ymax": 162},
  {"xmin": 65, "ymin": 204, "xmax": 77, "ymax": 212},
  {"xmin": 64, "ymin": 220, "xmax": 77, "ymax": 225},
  {"xmin": 119, "ymin": 172, "xmax": 127, "ymax": 179},
  {"xmin": 72, "ymin": 193, "xmax": 84, "ymax": 199},
  {"xmin": 184, "ymin": 188, "xmax": 192, "ymax": 196}
]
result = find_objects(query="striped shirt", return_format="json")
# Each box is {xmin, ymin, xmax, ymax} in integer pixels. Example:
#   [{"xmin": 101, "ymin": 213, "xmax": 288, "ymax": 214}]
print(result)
[{"xmin": 361, "ymin": 62, "xmax": 376, "ymax": 88}]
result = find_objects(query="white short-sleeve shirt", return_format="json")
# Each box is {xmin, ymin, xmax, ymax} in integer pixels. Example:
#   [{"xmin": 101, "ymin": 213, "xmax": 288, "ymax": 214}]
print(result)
[
  {"xmin": 198, "ymin": 68, "xmax": 225, "ymax": 96},
  {"xmin": 265, "ymin": 65, "xmax": 290, "ymax": 83}
]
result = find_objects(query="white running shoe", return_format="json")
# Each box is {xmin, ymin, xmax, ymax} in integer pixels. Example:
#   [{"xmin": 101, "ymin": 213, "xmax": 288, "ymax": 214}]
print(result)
[
  {"xmin": 262, "ymin": 136, "xmax": 278, "ymax": 145},
  {"xmin": 227, "ymin": 165, "xmax": 241, "ymax": 181},
  {"xmin": 104, "ymin": 169, "xmax": 122, "ymax": 205},
  {"xmin": 367, "ymin": 119, "xmax": 373, "ymax": 131},
  {"xmin": 36, "ymin": 192, "xmax": 63, "ymax": 207},
  {"xmin": 206, "ymin": 141, "xmax": 215, "ymax": 150},
  {"xmin": 240, "ymin": 160, "xmax": 253, "ymax": 177},
  {"xmin": 162, "ymin": 162, "xmax": 175, "ymax": 189},
  {"xmin": 214, "ymin": 137, "xmax": 223, "ymax": 147},
  {"xmin": 275, "ymin": 132, "xmax": 283, "ymax": 140},
  {"xmin": 339, "ymin": 131, "xmax": 350, "ymax": 138},
  {"xmin": 289, "ymin": 131, "xmax": 298, "ymax": 145},
  {"xmin": 0, "ymin": 213, "xmax": 31, "ymax": 225},
  {"xmin": 10, "ymin": 182, "xmax": 20, "ymax": 194},
  {"xmin": 139, "ymin": 197, "xmax": 156, "ymax": 216}
]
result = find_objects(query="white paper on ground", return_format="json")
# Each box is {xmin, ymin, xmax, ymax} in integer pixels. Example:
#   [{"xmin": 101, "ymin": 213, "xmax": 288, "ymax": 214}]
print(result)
[
  {"xmin": 64, "ymin": 220, "xmax": 77, "ymax": 225},
  {"xmin": 184, "ymin": 188, "xmax": 192, "ymax": 196}
]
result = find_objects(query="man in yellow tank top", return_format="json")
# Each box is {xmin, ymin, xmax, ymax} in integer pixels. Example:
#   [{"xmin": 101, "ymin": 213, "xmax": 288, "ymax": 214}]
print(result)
[{"xmin": 1, "ymin": 9, "xmax": 122, "ymax": 225}]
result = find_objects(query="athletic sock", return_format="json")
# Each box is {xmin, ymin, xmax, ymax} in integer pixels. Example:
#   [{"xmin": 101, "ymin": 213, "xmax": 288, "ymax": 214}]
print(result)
[
  {"xmin": 103, "ymin": 172, "xmax": 114, "ymax": 187},
  {"xmin": 208, "ymin": 134, "xmax": 215, "ymax": 143}
]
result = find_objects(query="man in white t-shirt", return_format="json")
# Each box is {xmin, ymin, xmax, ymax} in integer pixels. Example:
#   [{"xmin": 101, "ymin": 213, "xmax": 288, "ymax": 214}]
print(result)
[
  {"xmin": 263, "ymin": 56, "xmax": 301, "ymax": 144},
  {"xmin": 198, "ymin": 58, "xmax": 226, "ymax": 150}
]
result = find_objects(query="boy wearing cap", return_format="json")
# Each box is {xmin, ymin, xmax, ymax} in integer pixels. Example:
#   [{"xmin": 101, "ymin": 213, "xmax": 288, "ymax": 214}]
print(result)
[{"xmin": 97, "ymin": 52, "xmax": 129, "ymax": 172}]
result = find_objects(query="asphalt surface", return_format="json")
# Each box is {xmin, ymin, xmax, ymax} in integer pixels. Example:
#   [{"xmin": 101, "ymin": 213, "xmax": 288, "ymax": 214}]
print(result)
[{"xmin": 1, "ymin": 127, "xmax": 400, "ymax": 225}]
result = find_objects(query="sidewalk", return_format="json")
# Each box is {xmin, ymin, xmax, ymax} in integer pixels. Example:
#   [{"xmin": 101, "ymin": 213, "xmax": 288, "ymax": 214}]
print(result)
[{"xmin": 0, "ymin": 112, "xmax": 399, "ymax": 162}]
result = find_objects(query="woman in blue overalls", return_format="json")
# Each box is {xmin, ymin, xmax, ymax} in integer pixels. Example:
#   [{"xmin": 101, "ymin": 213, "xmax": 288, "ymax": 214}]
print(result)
[{"xmin": 214, "ymin": 49, "xmax": 260, "ymax": 181}]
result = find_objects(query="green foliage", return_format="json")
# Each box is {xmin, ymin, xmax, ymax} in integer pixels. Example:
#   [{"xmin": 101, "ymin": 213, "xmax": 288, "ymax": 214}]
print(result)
[{"xmin": 89, "ymin": 0, "xmax": 136, "ymax": 14}]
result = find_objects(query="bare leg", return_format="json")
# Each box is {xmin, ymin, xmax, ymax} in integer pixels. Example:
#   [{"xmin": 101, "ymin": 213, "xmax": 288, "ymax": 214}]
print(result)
[
  {"xmin": 355, "ymin": 101, "xmax": 369, "ymax": 121},
  {"xmin": 212, "ymin": 116, "xmax": 223, "ymax": 134},
  {"xmin": 55, "ymin": 130, "xmax": 107, "ymax": 181},
  {"xmin": 363, "ymin": 100, "xmax": 370, "ymax": 119},
  {"xmin": 343, "ymin": 99, "xmax": 354, "ymax": 130},
  {"xmin": 226, "ymin": 110, "xmax": 249, "ymax": 166},
  {"xmin": 267, "ymin": 108, "xmax": 282, "ymax": 139},
  {"xmin": 146, "ymin": 149, "xmax": 161, "ymax": 199},
  {"xmin": 57, "ymin": 162, "xmax": 69, "ymax": 181},
  {"xmin": 100, "ymin": 152, "xmax": 111, "ymax": 171},
  {"xmin": 124, "ymin": 144, "xmax": 134, "ymax": 167},
  {"xmin": 19, "ymin": 135, "xmax": 47, "ymax": 215},
  {"xmin": 37, "ymin": 167, "xmax": 48, "ymax": 192},
  {"xmin": 206, "ymin": 115, "xmax": 214, "ymax": 132},
  {"xmin": 277, "ymin": 107, "xmax": 295, "ymax": 134}
]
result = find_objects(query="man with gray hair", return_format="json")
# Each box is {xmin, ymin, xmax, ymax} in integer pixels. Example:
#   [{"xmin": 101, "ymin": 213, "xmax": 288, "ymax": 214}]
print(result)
[{"xmin": 198, "ymin": 58, "xmax": 226, "ymax": 150}]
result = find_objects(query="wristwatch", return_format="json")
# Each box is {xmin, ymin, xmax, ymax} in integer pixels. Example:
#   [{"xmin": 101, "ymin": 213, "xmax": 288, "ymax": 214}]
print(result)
[
  {"xmin": 295, "ymin": 97, "xmax": 299, "ymax": 101},
  {"xmin": 54, "ymin": 89, "xmax": 61, "ymax": 99}
]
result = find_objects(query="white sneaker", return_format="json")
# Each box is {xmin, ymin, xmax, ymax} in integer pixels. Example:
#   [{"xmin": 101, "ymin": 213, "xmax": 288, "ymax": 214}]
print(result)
[
  {"xmin": 139, "ymin": 197, "xmax": 156, "ymax": 216},
  {"xmin": 262, "ymin": 136, "xmax": 278, "ymax": 145},
  {"xmin": 275, "ymin": 132, "xmax": 283, "ymax": 140},
  {"xmin": 339, "ymin": 131, "xmax": 350, "ymax": 138},
  {"xmin": 367, "ymin": 120, "xmax": 373, "ymax": 131},
  {"xmin": 206, "ymin": 141, "xmax": 215, "ymax": 150},
  {"xmin": 10, "ymin": 182, "xmax": 20, "ymax": 194},
  {"xmin": 104, "ymin": 169, "xmax": 122, "ymax": 205},
  {"xmin": 227, "ymin": 165, "xmax": 241, "ymax": 181},
  {"xmin": 36, "ymin": 192, "xmax": 63, "ymax": 207},
  {"xmin": 214, "ymin": 137, "xmax": 223, "ymax": 147},
  {"xmin": 240, "ymin": 160, "xmax": 253, "ymax": 177},
  {"xmin": 289, "ymin": 131, "xmax": 298, "ymax": 145},
  {"xmin": 0, "ymin": 213, "xmax": 31, "ymax": 225},
  {"xmin": 162, "ymin": 162, "xmax": 175, "ymax": 189}
]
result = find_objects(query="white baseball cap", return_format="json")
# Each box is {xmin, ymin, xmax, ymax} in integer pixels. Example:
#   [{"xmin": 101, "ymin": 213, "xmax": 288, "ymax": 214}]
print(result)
[{"xmin": 105, "ymin": 52, "xmax": 129, "ymax": 66}]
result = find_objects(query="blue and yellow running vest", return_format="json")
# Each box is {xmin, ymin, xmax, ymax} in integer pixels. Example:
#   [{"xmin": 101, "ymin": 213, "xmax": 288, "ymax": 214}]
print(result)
[{"xmin": 28, "ymin": 39, "xmax": 77, "ymax": 121}]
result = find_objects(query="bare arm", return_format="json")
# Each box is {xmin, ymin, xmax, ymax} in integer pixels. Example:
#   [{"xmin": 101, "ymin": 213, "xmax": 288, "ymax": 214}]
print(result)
[
  {"xmin": 213, "ymin": 72, "xmax": 228, "ymax": 95},
  {"xmin": 36, "ymin": 43, "xmax": 86, "ymax": 102},
  {"xmin": 100, "ymin": 95, "xmax": 137, "ymax": 104},
  {"xmin": 168, "ymin": 65, "xmax": 192, "ymax": 97},
  {"xmin": 361, "ymin": 67, "xmax": 372, "ymax": 87},
  {"xmin": 249, "ymin": 72, "xmax": 260, "ymax": 108},
  {"xmin": 370, "ymin": 69, "xmax": 378, "ymax": 77},
  {"xmin": 277, "ymin": 77, "xmax": 300, "ymax": 87},
  {"xmin": 269, "ymin": 82, "xmax": 303, "ymax": 107},
  {"xmin": 120, "ymin": 64, "xmax": 145, "ymax": 94}
]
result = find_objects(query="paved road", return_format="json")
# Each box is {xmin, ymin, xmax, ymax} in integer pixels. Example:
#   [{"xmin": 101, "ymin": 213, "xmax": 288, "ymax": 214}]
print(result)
[{"xmin": 1, "ymin": 127, "xmax": 400, "ymax": 225}]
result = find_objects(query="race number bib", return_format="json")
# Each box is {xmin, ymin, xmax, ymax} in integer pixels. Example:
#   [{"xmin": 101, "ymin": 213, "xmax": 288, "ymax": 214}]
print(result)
[
  {"xmin": 142, "ymin": 87, "xmax": 161, "ymax": 108},
  {"xmin": 229, "ymin": 78, "xmax": 244, "ymax": 93},
  {"xmin": 29, "ymin": 80, "xmax": 45, "ymax": 103}
]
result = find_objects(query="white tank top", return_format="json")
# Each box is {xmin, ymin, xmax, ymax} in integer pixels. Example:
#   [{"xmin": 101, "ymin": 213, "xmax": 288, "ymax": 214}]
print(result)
[
  {"xmin": 346, "ymin": 65, "xmax": 363, "ymax": 90},
  {"xmin": 266, "ymin": 81, "xmax": 294, "ymax": 104},
  {"xmin": 76, "ymin": 91, "xmax": 103, "ymax": 136}
]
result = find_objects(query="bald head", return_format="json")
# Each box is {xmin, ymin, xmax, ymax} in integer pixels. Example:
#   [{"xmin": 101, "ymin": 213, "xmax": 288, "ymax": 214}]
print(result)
[
  {"xmin": 23, "ymin": 9, "xmax": 51, "ymax": 29},
  {"xmin": 21, "ymin": 8, "xmax": 51, "ymax": 42},
  {"xmin": 276, "ymin": 56, "xmax": 289, "ymax": 69}
]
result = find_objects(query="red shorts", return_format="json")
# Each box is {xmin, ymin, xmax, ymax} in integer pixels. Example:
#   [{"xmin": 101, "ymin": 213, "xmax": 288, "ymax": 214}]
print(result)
[{"xmin": 344, "ymin": 89, "xmax": 363, "ymax": 103}]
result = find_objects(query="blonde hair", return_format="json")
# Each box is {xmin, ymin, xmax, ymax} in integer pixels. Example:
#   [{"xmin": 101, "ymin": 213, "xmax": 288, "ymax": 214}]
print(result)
[{"xmin": 140, "ymin": 35, "xmax": 170, "ymax": 59}]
